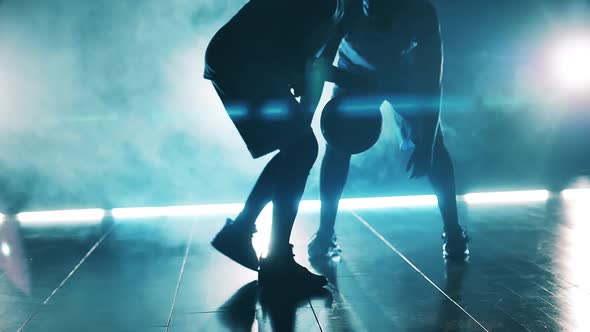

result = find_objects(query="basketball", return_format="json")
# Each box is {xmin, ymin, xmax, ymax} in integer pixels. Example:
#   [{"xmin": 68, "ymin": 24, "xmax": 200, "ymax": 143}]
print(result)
[{"xmin": 320, "ymin": 96, "xmax": 383, "ymax": 155}]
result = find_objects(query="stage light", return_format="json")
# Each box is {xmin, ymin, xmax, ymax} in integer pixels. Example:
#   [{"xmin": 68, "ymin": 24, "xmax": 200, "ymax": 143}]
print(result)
[
  {"xmin": 339, "ymin": 195, "xmax": 438, "ymax": 210},
  {"xmin": 1, "ymin": 242, "xmax": 10, "ymax": 257},
  {"xmin": 562, "ymin": 188, "xmax": 590, "ymax": 201},
  {"xmin": 462, "ymin": 190, "xmax": 550, "ymax": 204},
  {"xmin": 16, "ymin": 209, "xmax": 106, "ymax": 225},
  {"xmin": 111, "ymin": 203, "xmax": 244, "ymax": 220},
  {"xmin": 550, "ymin": 36, "xmax": 590, "ymax": 93},
  {"xmin": 7, "ymin": 190, "xmax": 560, "ymax": 225}
]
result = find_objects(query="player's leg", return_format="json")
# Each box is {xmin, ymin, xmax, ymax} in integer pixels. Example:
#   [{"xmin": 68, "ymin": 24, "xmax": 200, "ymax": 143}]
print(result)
[
  {"xmin": 210, "ymin": 78, "xmax": 309, "ymax": 271},
  {"xmin": 308, "ymin": 144, "xmax": 351, "ymax": 259},
  {"xmin": 427, "ymin": 129, "xmax": 469, "ymax": 259}
]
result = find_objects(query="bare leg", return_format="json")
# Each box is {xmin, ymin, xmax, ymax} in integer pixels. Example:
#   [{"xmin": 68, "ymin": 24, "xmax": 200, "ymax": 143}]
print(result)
[{"xmin": 318, "ymin": 145, "xmax": 352, "ymax": 238}]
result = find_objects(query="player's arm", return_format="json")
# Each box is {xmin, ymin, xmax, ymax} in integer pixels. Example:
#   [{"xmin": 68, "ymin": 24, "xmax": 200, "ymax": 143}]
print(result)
[
  {"xmin": 410, "ymin": 0, "xmax": 443, "ymax": 153},
  {"xmin": 307, "ymin": 0, "xmax": 377, "ymax": 91},
  {"xmin": 298, "ymin": 30, "xmax": 344, "ymax": 115},
  {"xmin": 299, "ymin": 0, "xmax": 366, "ymax": 114},
  {"xmin": 397, "ymin": 1, "xmax": 443, "ymax": 179},
  {"xmin": 323, "ymin": 64, "xmax": 379, "ymax": 90}
]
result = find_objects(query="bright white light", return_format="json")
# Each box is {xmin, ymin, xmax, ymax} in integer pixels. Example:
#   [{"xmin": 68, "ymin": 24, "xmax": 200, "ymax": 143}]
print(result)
[
  {"xmin": 298, "ymin": 200, "xmax": 322, "ymax": 212},
  {"xmin": 300, "ymin": 196, "xmax": 438, "ymax": 212},
  {"xmin": 560, "ymin": 195, "xmax": 590, "ymax": 331},
  {"xmin": 111, "ymin": 203, "xmax": 244, "ymax": 220},
  {"xmin": 550, "ymin": 37, "xmax": 590, "ymax": 92},
  {"xmin": 17, "ymin": 209, "xmax": 106, "ymax": 225},
  {"xmin": 462, "ymin": 190, "xmax": 550, "ymax": 204},
  {"xmin": 2, "ymin": 189, "xmax": 563, "ymax": 225},
  {"xmin": 339, "ymin": 195, "xmax": 438, "ymax": 210},
  {"xmin": 251, "ymin": 204, "xmax": 273, "ymax": 259},
  {"xmin": 1, "ymin": 242, "xmax": 10, "ymax": 257},
  {"xmin": 299, "ymin": 196, "xmax": 438, "ymax": 212},
  {"xmin": 562, "ymin": 188, "xmax": 590, "ymax": 201}
]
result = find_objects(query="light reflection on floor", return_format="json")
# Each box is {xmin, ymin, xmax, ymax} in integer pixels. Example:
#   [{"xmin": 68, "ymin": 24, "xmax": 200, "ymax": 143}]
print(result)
[
  {"xmin": 560, "ymin": 195, "xmax": 590, "ymax": 331},
  {"xmin": 0, "ymin": 188, "xmax": 589, "ymax": 331}
]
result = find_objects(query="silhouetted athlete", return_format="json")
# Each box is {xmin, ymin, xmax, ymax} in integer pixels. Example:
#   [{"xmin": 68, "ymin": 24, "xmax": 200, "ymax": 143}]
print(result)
[
  {"xmin": 204, "ymin": 0, "xmax": 347, "ymax": 289},
  {"xmin": 308, "ymin": 0, "xmax": 469, "ymax": 260}
]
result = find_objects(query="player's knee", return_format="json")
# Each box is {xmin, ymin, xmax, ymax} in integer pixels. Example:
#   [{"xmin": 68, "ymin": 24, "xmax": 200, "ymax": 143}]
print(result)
[
  {"xmin": 298, "ymin": 131, "xmax": 319, "ymax": 170},
  {"xmin": 433, "ymin": 139, "xmax": 449, "ymax": 159},
  {"xmin": 432, "ymin": 131, "xmax": 448, "ymax": 156},
  {"xmin": 282, "ymin": 130, "xmax": 318, "ymax": 173},
  {"xmin": 432, "ymin": 141, "xmax": 454, "ymax": 174},
  {"xmin": 324, "ymin": 143, "xmax": 352, "ymax": 164}
]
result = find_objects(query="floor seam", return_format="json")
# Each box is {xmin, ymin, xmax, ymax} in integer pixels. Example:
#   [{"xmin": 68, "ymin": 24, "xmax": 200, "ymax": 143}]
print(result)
[
  {"xmin": 17, "ymin": 223, "xmax": 117, "ymax": 331},
  {"xmin": 350, "ymin": 210, "xmax": 489, "ymax": 332},
  {"xmin": 308, "ymin": 297, "xmax": 324, "ymax": 332},
  {"xmin": 165, "ymin": 223, "xmax": 195, "ymax": 331}
]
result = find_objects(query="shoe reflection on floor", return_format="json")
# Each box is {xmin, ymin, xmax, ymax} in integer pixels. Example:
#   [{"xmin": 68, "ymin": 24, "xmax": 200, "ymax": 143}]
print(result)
[{"xmin": 216, "ymin": 280, "xmax": 333, "ymax": 332}]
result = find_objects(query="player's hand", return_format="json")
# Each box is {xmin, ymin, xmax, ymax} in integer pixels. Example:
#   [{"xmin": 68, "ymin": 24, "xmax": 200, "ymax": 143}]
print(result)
[
  {"xmin": 290, "ymin": 57, "xmax": 330, "ymax": 97},
  {"xmin": 305, "ymin": 57, "xmax": 331, "ymax": 87},
  {"xmin": 299, "ymin": 57, "xmax": 332, "ymax": 115},
  {"xmin": 290, "ymin": 80, "xmax": 304, "ymax": 97}
]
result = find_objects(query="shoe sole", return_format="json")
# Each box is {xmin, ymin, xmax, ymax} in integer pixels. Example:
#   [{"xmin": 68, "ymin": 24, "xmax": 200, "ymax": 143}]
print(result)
[
  {"xmin": 308, "ymin": 246, "xmax": 342, "ymax": 261},
  {"xmin": 211, "ymin": 237, "xmax": 259, "ymax": 271},
  {"xmin": 443, "ymin": 248, "xmax": 470, "ymax": 260},
  {"xmin": 258, "ymin": 264, "xmax": 328, "ymax": 289}
]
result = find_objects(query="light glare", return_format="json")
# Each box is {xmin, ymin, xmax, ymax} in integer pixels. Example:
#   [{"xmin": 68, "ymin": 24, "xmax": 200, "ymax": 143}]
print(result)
[
  {"xmin": 111, "ymin": 203, "xmax": 244, "ymax": 219},
  {"xmin": 1, "ymin": 242, "xmax": 10, "ymax": 257},
  {"xmin": 562, "ymin": 189, "xmax": 590, "ymax": 201},
  {"xmin": 462, "ymin": 190, "xmax": 550, "ymax": 204},
  {"xmin": 17, "ymin": 209, "xmax": 106, "ymax": 225},
  {"xmin": 6, "ymin": 189, "xmax": 564, "ymax": 225},
  {"xmin": 551, "ymin": 37, "xmax": 590, "ymax": 92}
]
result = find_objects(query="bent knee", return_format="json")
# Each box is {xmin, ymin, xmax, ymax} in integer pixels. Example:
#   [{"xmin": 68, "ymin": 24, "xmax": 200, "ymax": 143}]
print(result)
[
  {"xmin": 298, "ymin": 131, "xmax": 319, "ymax": 168},
  {"xmin": 282, "ymin": 130, "xmax": 318, "ymax": 171}
]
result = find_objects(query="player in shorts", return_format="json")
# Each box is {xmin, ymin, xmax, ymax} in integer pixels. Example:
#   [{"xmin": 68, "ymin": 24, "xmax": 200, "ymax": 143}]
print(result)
[
  {"xmin": 308, "ymin": 0, "xmax": 469, "ymax": 261},
  {"xmin": 204, "ymin": 0, "xmax": 350, "ymax": 289}
]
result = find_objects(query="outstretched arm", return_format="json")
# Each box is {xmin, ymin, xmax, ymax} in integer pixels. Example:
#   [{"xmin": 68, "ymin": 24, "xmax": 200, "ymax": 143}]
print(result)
[
  {"xmin": 411, "ymin": 0, "xmax": 443, "ymax": 154},
  {"xmin": 299, "ymin": 0, "xmax": 367, "ymax": 114},
  {"xmin": 400, "ymin": 1, "xmax": 443, "ymax": 178}
]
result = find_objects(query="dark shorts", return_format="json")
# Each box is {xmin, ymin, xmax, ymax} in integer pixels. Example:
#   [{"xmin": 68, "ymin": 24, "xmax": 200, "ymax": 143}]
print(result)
[{"xmin": 210, "ymin": 76, "xmax": 312, "ymax": 159}]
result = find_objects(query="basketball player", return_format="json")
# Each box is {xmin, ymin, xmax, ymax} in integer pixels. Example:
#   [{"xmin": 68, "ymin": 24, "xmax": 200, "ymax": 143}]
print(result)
[
  {"xmin": 309, "ymin": 0, "xmax": 469, "ymax": 260},
  {"xmin": 204, "ymin": 0, "xmax": 349, "ymax": 289}
]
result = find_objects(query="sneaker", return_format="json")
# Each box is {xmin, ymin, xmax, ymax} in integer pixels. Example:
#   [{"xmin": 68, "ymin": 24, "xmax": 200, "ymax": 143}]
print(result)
[
  {"xmin": 308, "ymin": 232, "xmax": 342, "ymax": 260},
  {"xmin": 259, "ymin": 245, "xmax": 328, "ymax": 290},
  {"xmin": 442, "ymin": 228, "xmax": 470, "ymax": 260},
  {"xmin": 211, "ymin": 218, "xmax": 259, "ymax": 271}
]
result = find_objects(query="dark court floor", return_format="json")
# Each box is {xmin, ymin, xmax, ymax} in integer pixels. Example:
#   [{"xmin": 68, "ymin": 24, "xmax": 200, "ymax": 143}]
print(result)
[{"xmin": 1, "ymin": 190, "xmax": 589, "ymax": 331}]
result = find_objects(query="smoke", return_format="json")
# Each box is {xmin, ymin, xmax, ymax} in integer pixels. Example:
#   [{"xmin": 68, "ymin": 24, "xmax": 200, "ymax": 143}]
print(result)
[
  {"xmin": 0, "ymin": 0, "xmax": 586, "ymax": 212},
  {"xmin": 0, "ymin": 0, "xmax": 266, "ymax": 211}
]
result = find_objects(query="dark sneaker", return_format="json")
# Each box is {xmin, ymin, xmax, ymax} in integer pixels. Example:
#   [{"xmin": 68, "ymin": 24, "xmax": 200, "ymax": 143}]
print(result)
[
  {"xmin": 212, "ymin": 218, "xmax": 259, "ymax": 271},
  {"xmin": 259, "ymin": 245, "xmax": 328, "ymax": 291},
  {"xmin": 308, "ymin": 232, "xmax": 342, "ymax": 260},
  {"xmin": 442, "ymin": 228, "xmax": 470, "ymax": 260}
]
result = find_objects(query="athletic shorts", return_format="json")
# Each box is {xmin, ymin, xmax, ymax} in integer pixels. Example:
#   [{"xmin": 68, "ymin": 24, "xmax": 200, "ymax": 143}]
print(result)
[{"xmin": 210, "ymin": 75, "xmax": 312, "ymax": 159}]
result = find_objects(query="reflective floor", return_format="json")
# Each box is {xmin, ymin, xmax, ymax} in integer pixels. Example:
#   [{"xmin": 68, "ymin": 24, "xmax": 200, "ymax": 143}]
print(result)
[{"xmin": 1, "ymin": 193, "xmax": 590, "ymax": 331}]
